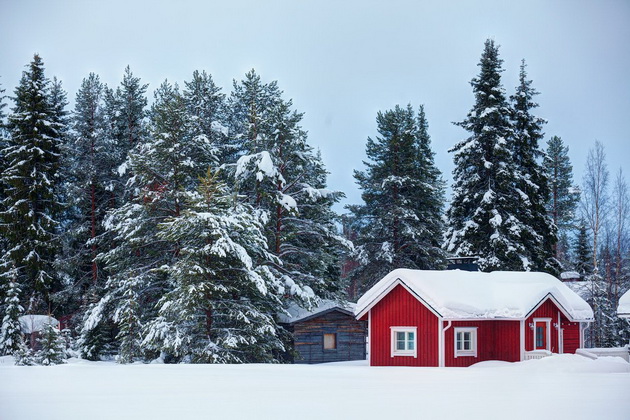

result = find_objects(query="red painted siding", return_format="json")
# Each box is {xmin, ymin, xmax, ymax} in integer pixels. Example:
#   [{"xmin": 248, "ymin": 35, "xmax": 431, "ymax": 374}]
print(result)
[
  {"xmin": 561, "ymin": 320, "xmax": 581, "ymax": 354},
  {"xmin": 369, "ymin": 284, "xmax": 439, "ymax": 366},
  {"xmin": 525, "ymin": 298, "xmax": 580, "ymax": 354},
  {"xmin": 444, "ymin": 320, "xmax": 520, "ymax": 367}
]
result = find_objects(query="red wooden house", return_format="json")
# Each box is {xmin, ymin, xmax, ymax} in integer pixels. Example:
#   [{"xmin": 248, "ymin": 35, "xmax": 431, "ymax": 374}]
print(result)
[{"xmin": 355, "ymin": 269, "xmax": 593, "ymax": 367}]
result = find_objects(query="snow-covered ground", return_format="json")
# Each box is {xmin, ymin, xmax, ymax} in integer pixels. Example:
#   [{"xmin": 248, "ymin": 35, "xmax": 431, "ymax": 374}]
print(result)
[{"xmin": 1, "ymin": 355, "xmax": 628, "ymax": 420}]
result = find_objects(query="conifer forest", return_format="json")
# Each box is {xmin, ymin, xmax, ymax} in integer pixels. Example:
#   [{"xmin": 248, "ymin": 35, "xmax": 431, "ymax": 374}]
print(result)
[{"xmin": 1, "ymin": 39, "xmax": 628, "ymax": 365}]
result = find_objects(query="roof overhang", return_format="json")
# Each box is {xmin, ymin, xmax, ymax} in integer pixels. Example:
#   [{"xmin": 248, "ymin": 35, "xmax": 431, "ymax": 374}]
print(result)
[
  {"xmin": 285, "ymin": 307, "xmax": 355, "ymax": 325},
  {"xmin": 524, "ymin": 292, "xmax": 593, "ymax": 323},
  {"xmin": 355, "ymin": 278, "xmax": 443, "ymax": 320}
]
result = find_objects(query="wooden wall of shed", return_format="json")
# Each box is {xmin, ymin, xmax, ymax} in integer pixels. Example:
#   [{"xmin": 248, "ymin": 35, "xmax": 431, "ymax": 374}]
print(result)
[{"xmin": 292, "ymin": 311, "xmax": 367, "ymax": 364}]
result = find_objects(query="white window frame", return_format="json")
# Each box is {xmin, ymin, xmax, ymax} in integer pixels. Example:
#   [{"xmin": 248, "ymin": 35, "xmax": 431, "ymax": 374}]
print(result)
[
  {"xmin": 390, "ymin": 327, "xmax": 417, "ymax": 358},
  {"xmin": 454, "ymin": 327, "xmax": 478, "ymax": 358}
]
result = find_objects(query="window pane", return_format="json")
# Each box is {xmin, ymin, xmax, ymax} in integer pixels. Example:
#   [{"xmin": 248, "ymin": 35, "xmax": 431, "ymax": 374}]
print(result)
[
  {"xmin": 408, "ymin": 340, "xmax": 414, "ymax": 351},
  {"xmin": 457, "ymin": 341, "xmax": 461, "ymax": 350},
  {"xmin": 397, "ymin": 332, "xmax": 405, "ymax": 341},
  {"xmin": 397, "ymin": 340, "xmax": 405, "ymax": 350},
  {"xmin": 407, "ymin": 332, "xmax": 414, "ymax": 341},
  {"xmin": 324, "ymin": 333, "xmax": 336, "ymax": 350},
  {"xmin": 464, "ymin": 341, "xmax": 470, "ymax": 350}
]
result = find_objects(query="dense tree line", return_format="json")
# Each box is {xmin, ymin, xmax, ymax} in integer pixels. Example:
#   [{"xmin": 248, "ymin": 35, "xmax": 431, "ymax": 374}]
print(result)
[
  {"xmin": 1, "ymin": 41, "xmax": 628, "ymax": 363},
  {"xmin": 0, "ymin": 55, "xmax": 347, "ymax": 364}
]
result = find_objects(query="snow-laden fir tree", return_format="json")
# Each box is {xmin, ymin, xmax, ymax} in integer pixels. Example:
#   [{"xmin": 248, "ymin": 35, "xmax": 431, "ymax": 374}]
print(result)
[
  {"xmin": 56, "ymin": 73, "xmax": 123, "ymax": 359},
  {"xmin": 544, "ymin": 135, "xmax": 580, "ymax": 264},
  {"xmin": 142, "ymin": 169, "xmax": 286, "ymax": 363},
  {"xmin": 184, "ymin": 70, "xmax": 230, "ymax": 164},
  {"xmin": 349, "ymin": 104, "xmax": 446, "ymax": 294},
  {"xmin": 0, "ymin": 260, "xmax": 26, "ymax": 356},
  {"xmin": 0, "ymin": 54, "xmax": 64, "ymax": 312},
  {"xmin": 509, "ymin": 60, "xmax": 558, "ymax": 274},
  {"xmin": 573, "ymin": 221, "xmax": 593, "ymax": 276},
  {"xmin": 228, "ymin": 70, "xmax": 348, "ymax": 304},
  {"xmin": 444, "ymin": 40, "xmax": 530, "ymax": 272},
  {"xmin": 85, "ymin": 81, "xmax": 221, "ymax": 362},
  {"xmin": 36, "ymin": 318, "xmax": 66, "ymax": 365}
]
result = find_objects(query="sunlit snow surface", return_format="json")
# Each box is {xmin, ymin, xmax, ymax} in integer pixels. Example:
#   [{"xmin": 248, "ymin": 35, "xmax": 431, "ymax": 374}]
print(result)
[{"xmin": 0, "ymin": 355, "xmax": 628, "ymax": 420}]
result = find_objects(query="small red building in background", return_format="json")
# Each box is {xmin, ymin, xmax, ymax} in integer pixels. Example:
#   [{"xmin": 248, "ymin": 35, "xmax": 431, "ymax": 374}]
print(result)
[{"xmin": 355, "ymin": 269, "xmax": 593, "ymax": 367}]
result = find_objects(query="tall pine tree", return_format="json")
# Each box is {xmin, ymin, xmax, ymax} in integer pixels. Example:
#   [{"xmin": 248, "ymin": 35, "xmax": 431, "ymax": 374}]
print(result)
[
  {"xmin": 349, "ymin": 104, "xmax": 445, "ymax": 293},
  {"xmin": 444, "ymin": 40, "xmax": 530, "ymax": 271},
  {"xmin": 544, "ymin": 135, "xmax": 580, "ymax": 264},
  {"xmin": 229, "ymin": 70, "xmax": 347, "ymax": 304},
  {"xmin": 0, "ymin": 54, "xmax": 64, "ymax": 312},
  {"xmin": 509, "ymin": 60, "xmax": 558, "ymax": 273}
]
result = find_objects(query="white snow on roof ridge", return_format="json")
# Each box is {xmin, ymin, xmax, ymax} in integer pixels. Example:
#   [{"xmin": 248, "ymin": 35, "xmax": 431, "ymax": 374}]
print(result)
[
  {"xmin": 19, "ymin": 314, "xmax": 59, "ymax": 334},
  {"xmin": 618, "ymin": 289, "xmax": 630, "ymax": 318},
  {"xmin": 356, "ymin": 269, "xmax": 593, "ymax": 321},
  {"xmin": 278, "ymin": 299, "xmax": 356, "ymax": 324}
]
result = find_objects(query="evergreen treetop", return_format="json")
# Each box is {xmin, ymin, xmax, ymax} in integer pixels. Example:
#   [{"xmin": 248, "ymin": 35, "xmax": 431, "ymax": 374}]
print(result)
[
  {"xmin": 350, "ymin": 104, "xmax": 445, "ymax": 294},
  {"xmin": 445, "ymin": 39, "xmax": 531, "ymax": 272},
  {"xmin": 1, "ymin": 54, "xmax": 64, "ymax": 308}
]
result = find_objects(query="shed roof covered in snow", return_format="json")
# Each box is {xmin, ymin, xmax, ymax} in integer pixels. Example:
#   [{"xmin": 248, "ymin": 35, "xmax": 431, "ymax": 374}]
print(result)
[
  {"xmin": 278, "ymin": 300, "xmax": 356, "ymax": 324},
  {"xmin": 618, "ymin": 290, "xmax": 630, "ymax": 318},
  {"xmin": 19, "ymin": 315, "xmax": 59, "ymax": 334},
  {"xmin": 355, "ymin": 269, "xmax": 593, "ymax": 321}
]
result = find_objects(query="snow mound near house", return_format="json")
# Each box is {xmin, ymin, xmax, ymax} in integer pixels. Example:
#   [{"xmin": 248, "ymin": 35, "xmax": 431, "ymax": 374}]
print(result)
[
  {"xmin": 471, "ymin": 354, "xmax": 630, "ymax": 373},
  {"xmin": 356, "ymin": 269, "xmax": 593, "ymax": 321},
  {"xmin": 618, "ymin": 289, "xmax": 630, "ymax": 318}
]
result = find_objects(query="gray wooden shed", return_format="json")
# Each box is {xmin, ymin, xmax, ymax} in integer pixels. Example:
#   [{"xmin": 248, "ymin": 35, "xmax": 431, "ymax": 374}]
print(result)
[{"xmin": 279, "ymin": 301, "xmax": 367, "ymax": 364}]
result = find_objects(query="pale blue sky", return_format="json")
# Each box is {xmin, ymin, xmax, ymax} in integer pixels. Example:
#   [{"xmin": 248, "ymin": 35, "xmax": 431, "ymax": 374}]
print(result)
[{"xmin": 1, "ymin": 0, "xmax": 628, "ymax": 211}]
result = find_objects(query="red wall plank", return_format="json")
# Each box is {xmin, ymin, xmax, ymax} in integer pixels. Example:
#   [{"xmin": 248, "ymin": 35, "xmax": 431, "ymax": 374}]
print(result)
[
  {"xmin": 370, "ymin": 284, "xmax": 439, "ymax": 366},
  {"xmin": 444, "ymin": 320, "xmax": 521, "ymax": 367}
]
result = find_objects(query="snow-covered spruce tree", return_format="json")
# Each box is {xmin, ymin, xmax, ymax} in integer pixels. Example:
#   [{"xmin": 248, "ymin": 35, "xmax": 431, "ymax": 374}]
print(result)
[
  {"xmin": 58, "ymin": 73, "xmax": 123, "ymax": 359},
  {"xmin": 509, "ymin": 61, "xmax": 558, "ymax": 274},
  {"xmin": 89, "ymin": 81, "xmax": 219, "ymax": 363},
  {"xmin": 349, "ymin": 104, "xmax": 446, "ymax": 293},
  {"xmin": 75, "ymin": 68, "xmax": 150, "ymax": 361},
  {"xmin": 36, "ymin": 319, "xmax": 66, "ymax": 365},
  {"xmin": 183, "ymin": 70, "xmax": 230, "ymax": 164},
  {"xmin": 444, "ymin": 40, "xmax": 530, "ymax": 272},
  {"xmin": 0, "ymin": 260, "xmax": 26, "ymax": 356},
  {"xmin": 573, "ymin": 221, "xmax": 592, "ymax": 276},
  {"xmin": 0, "ymin": 54, "xmax": 64, "ymax": 312},
  {"xmin": 229, "ymin": 70, "xmax": 347, "ymax": 303},
  {"xmin": 0, "ymin": 78, "xmax": 7, "ymax": 268},
  {"xmin": 544, "ymin": 135, "xmax": 580, "ymax": 264},
  {"xmin": 142, "ymin": 169, "xmax": 286, "ymax": 363}
]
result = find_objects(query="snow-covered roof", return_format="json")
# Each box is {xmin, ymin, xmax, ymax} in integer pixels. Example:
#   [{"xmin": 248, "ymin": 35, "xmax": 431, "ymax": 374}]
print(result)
[
  {"xmin": 560, "ymin": 271, "xmax": 581, "ymax": 280},
  {"xmin": 278, "ymin": 300, "xmax": 356, "ymax": 324},
  {"xmin": 355, "ymin": 269, "xmax": 593, "ymax": 321},
  {"xmin": 618, "ymin": 290, "xmax": 630, "ymax": 318},
  {"xmin": 19, "ymin": 315, "xmax": 59, "ymax": 334}
]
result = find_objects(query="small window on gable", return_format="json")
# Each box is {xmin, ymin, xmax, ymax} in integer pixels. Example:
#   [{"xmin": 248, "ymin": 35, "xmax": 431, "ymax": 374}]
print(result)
[
  {"xmin": 455, "ymin": 327, "xmax": 478, "ymax": 358},
  {"xmin": 323, "ymin": 333, "xmax": 336, "ymax": 350},
  {"xmin": 391, "ymin": 327, "xmax": 417, "ymax": 357}
]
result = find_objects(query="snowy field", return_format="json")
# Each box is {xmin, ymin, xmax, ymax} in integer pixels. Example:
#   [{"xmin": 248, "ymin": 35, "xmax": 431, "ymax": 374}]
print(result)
[{"xmin": 1, "ymin": 355, "xmax": 629, "ymax": 420}]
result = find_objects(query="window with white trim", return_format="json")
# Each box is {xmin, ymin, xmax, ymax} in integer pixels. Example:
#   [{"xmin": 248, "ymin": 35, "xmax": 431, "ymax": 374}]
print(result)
[
  {"xmin": 391, "ymin": 327, "xmax": 417, "ymax": 357},
  {"xmin": 454, "ymin": 327, "xmax": 477, "ymax": 358}
]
